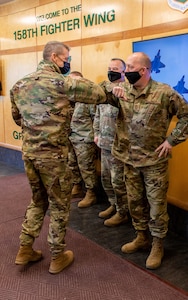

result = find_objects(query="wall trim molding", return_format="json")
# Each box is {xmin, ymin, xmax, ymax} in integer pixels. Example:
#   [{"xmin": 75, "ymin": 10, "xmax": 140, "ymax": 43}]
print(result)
[
  {"xmin": 0, "ymin": 18, "xmax": 188, "ymax": 55},
  {"xmin": 0, "ymin": 142, "xmax": 21, "ymax": 151}
]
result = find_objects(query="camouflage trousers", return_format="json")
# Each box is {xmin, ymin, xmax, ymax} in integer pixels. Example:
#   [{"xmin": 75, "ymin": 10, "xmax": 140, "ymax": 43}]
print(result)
[
  {"xmin": 68, "ymin": 142, "xmax": 98, "ymax": 190},
  {"xmin": 124, "ymin": 161, "xmax": 169, "ymax": 238},
  {"xmin": 101, "ymin": 149, "xmax": 128, "ymax": 216},
  {"xmin": 20, "ymin": 157, "xmax": 72, "ymax": 257}
]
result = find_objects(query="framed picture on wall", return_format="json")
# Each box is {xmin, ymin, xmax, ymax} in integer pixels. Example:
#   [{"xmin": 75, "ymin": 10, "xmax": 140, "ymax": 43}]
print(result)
[{"xmin": 133, "ymin": 33, "xmax": 188, "ymax": 103}]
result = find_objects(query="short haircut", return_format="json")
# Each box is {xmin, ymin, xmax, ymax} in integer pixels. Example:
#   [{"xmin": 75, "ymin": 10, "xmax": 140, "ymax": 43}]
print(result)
[
  {"xmin": 111, "ymin": 58, "xmax": 126, "ymax": 70},
  {"xmin": 70, "ymin": 71, "xmax": 83, "ymax": 77},
  {"xmin": 43, "ymin": 41, "xmax": 70, "ymax": 60}
]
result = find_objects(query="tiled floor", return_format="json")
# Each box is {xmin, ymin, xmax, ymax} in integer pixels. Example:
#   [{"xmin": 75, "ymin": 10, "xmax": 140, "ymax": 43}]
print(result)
[{"xmin": 1, "ymin": 161, "xmax": 188, "ymax": 295}]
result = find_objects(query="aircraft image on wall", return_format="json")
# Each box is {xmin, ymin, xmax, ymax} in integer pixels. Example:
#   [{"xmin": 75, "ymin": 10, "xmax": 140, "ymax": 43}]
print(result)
[
  {"xmin": 151, "ymin": 50, "xmax": 166, "ymax": 73},
  {"xmin": 133, "ymin": 34, "xmax": 188, "ymax": 103},
  {"xmin": 173, "ymin": 75, "xmax": 188, "ymax": 95}
]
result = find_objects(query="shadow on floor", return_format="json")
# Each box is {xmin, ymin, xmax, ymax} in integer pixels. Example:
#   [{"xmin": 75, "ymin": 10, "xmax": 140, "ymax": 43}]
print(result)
[{"xmin": 69, "ymin": 200, "xmax": 188, "ymax": 293}]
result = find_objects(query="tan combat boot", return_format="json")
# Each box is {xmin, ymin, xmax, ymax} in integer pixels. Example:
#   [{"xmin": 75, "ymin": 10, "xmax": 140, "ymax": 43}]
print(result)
[
  {"xmin": 98, "ymin": 205, "xmax": 116, "ymax": 218},
  {"xmin": 104, "ymin": 212, "xmax": 128, "ymax": 227},
  {"xmin": 146, "ymin": 237, "xmax": 164, "ymax": 269},
  {"xmin": 71, "ymin": 183, "xmax": 83, "ymax": 197},
  {"xmin": 121, "ymin": 230, "xmax": 151, "ymax": 253},
  {"xmin": 49, "ymin": 250, "xmax": 74, "ymax": 274},
  {"xmin": 15, "ymin": 245, "xmax": 42, "ymax": 265},
  {"xmin": 78, "ymin": 189, "xmax": 97, "ymax": 208}
]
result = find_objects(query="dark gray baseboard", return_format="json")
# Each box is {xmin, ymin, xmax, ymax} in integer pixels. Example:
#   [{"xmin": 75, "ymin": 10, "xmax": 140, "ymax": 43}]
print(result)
[{"xmin": 0, "ymin": 146, "xmax": 24, "ymax": 171}]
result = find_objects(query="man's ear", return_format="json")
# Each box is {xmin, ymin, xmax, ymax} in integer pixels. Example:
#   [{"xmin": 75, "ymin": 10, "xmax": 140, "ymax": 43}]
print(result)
[{"xmin": 51, "ymin": 52, "xmax": 57, "ymax": 61}]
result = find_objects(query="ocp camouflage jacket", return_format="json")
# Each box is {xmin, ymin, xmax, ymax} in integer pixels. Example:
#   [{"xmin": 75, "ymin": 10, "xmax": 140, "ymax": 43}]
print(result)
[
  {"xmin": 107, "ymin": 79, "xmax": 188, "ymax": 167},
  {"xmin": 10, "ymin": 60, "xmax": 106, "ymax": 159}
]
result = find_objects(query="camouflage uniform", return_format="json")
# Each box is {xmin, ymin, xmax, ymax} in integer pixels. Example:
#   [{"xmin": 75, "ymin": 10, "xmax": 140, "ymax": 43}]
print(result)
[
  {"xmin": 108, "ymin": 79, "xmax": 188, "ymax": 238},
  {"xmin": 10, "ymin": 60, "xmax": 106, "ymax": 257},
  {"xmin": 93, "ymin": 85, "xmax": 128, "ymax": 216},
  {"xmin": 69, "ymin": 103, "xmax": 98, "ymax": 190}
]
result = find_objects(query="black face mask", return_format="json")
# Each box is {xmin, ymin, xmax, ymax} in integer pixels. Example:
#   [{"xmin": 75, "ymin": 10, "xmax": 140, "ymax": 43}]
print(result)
[
  {"xmin": 125, "ymin": 71, "xmax": 141, "ymax": 84},
  {"xmin": 108, "ymin": 71, "xmax": 122, "ymax": 82},
  {"xmin": 59, "ymin": 62, "xmax": 70, "ymax": 75}
]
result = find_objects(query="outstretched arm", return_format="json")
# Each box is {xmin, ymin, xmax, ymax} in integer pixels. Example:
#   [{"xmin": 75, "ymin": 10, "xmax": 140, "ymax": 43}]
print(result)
[{"xmin": 64, "ymin": 77, "xmax": 106, "ymax": 105}]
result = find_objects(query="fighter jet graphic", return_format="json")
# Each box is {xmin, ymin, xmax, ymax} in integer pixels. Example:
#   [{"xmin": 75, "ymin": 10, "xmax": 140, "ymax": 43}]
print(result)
[
  {"xmin": 151, "ymin": 50, "xmax": 165, "ymax": 73},
  {"xmin": 173, "ymin": 75, "xmax": 188, "ymax": 95}
]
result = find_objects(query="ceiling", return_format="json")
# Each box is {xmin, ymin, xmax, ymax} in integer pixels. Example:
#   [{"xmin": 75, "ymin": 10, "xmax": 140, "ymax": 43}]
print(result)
[{"xmin": 0, "ymin": 0, "xmax": 14, "ymax": 4}]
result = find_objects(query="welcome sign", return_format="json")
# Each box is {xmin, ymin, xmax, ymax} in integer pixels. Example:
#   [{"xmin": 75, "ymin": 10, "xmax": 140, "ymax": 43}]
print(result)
[{"xmin": 13, "ymin": 4, "xmax": 116, "ymax": 40}]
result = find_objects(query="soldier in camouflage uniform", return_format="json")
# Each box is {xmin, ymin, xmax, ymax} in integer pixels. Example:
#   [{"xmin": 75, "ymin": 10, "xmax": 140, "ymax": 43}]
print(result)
[
  {"xmin": 68, "ymin": 71, "xmax": 98, "ymax": 208},
  {"xmin": 10, "ymin": 41, "xmax": 106, "ymax": 274},
  {"xmin": 93, "ymin": 58, "xmax": 129, "ymax": 226},
  {"xmin": 110, "ymin": 52, "xmax": 188, "ymax": 270}
]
